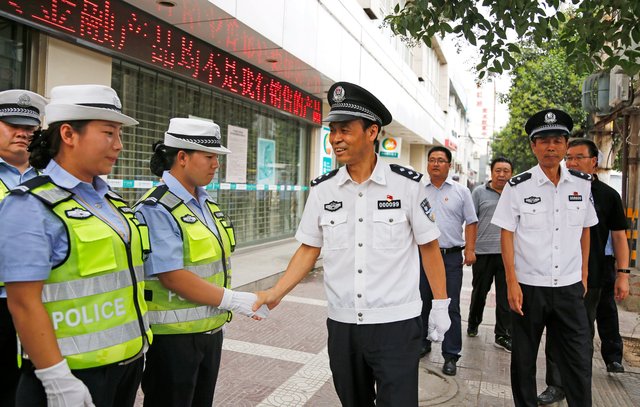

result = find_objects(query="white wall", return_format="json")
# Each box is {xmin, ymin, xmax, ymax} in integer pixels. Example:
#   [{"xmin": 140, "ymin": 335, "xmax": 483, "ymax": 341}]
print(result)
[
  {"xmin": 44, "ymin": 37, "xmax": 112, "ymax": 99},
  {"xmin": 217, "ymin": 0, "xmax": 448, "ymax": 147}
]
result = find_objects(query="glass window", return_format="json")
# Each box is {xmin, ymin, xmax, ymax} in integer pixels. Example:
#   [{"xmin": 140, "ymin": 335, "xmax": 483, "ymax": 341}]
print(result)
[
  {"xmin": 111, "ymin": 60, "xmax": 312, "ymax": 248},
  {"xmin": 0, "ymin": 17, "xmax": 29, "ymax": 91}
]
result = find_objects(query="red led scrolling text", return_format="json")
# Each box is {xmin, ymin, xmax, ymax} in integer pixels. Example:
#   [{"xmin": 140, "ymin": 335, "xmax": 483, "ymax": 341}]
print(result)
[{"xmin": 5, "ymin": 0, "xmax": 321, "ymax": 123}]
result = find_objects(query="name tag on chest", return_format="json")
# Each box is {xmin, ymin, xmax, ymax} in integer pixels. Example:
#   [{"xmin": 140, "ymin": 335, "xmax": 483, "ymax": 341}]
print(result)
[{"xmin": 378, "ymin": 200, "xmax": 401, "ymax": 209}]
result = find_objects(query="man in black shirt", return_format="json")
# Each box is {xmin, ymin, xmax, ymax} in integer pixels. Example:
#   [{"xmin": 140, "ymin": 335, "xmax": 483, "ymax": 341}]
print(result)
[{"xmin": 538, "ymin": 139, "xmax": 630, "ymax": 405}]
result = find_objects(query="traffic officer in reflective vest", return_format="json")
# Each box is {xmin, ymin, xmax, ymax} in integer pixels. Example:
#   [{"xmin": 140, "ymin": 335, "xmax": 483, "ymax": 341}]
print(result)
[
  {"xmin": 253, "ymin": 82, "xmax": 451, "ymax": 407},
  {"xmin": 0, "ymin": 89, "xmax": 47, "ymax": 407},
  {"xmin": 491, "ymin": 109, "xmax": 598, "ymax": 407},
  {"xmin": 135, "ymin": 118, "xmax": 269, "ymax": 407},
  {"xmin": 0, "ymin": 85, "xmax": 152, "ymax": 407}
]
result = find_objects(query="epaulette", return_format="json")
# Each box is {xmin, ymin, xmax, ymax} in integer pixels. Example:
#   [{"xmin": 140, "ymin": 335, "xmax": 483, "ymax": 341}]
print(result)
[
  {"xmin": 568, "ymin": 169, "xmax": 593, "ymax": 181},
  {"xmin": 508, "ymin": 172, "xmax": 532, "ymax": 187},
  {"xmin": 389, "ymin": 164, "xmax": 423, "ymax": 182},
  {"xmin": 10, "ymin": 175, "xmax": 52, "ymax": 195},
  {"xmin": 310, "ymin": 169, "xmax": 339, "ymax": 187},
  {"xmin": 106, "ymin": 190, "xmax": 126, "ymax": 203},
  {"xmin": 10, "ymin": 175, "xmax": 74, "ymax": 207},
  {"xmin": 135, "ymin": 184, "xmax": 170, "ymax": 208}
]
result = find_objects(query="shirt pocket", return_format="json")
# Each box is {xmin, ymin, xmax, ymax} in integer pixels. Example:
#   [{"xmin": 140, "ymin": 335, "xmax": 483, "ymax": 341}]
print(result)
[
  {"xmin": 372, "ymin": 210, "xmax": 409, "ymax": 250},
  {"xmin": 185, "ymin": 225, "xmax": 217, "ymax": 262},
  {"xmin": 566, "ymin": 201, "xmax": 586, "ymax": 228},
  {"xmin": 74, "ymin": 225, "xmax": 118, "ymax": 276},
  {"xmin": 320, "ymin": 212, "xmax": 349, "ymax": 250},
  {"xmin": 519, "ymin": 204, "xmax": 546, "ymax": 230}
]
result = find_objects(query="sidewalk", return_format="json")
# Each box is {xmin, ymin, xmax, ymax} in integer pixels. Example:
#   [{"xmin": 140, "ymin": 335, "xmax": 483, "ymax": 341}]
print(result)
[{"xmin": 135, "ymin": 243, "xmax": 640, "ymax": 406}]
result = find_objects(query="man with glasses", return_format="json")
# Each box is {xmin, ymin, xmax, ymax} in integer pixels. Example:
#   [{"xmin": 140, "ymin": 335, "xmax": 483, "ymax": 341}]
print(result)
[
  {"xmin": 419, "ymin": 146, "xmax": 478, "ymax": 376},
  {"xmin": 537, "ymin": 139, "xmax": 629, "ymax": 405},
  {"xmin": 492, "ymin": 109, "xmax": 597, "ymax": 407}
]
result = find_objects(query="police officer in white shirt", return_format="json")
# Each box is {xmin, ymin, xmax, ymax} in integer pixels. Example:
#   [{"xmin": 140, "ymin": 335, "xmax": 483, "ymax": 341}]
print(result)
[
  {"xmin": 491, "ymin": 109, "xmax": 598, "ymax": 407},
  {"xmin": 253, "ymin": 82, "xmax": 451, "ymax": 407}
]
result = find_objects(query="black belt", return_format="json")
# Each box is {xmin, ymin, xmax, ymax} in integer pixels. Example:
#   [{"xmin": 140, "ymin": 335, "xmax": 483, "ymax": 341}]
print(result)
[{"xmin": 440, "ymin": 246, "xmax": 464, "ymax": 255}]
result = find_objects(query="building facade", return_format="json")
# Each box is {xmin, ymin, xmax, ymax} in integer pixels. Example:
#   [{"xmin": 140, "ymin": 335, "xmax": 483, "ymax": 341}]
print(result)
[{"xmin": 0, "ymin": 0, "xmax": 459, "ymax": 249}]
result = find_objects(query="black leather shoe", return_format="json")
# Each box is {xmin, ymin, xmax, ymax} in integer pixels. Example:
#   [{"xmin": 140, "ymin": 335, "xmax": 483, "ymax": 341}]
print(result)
[
  {"xmin": 420, "ymin": 344, "xmax": 431, "ymax": 358},
  {"xmin": 467, "ymin": 325, "xmax": 478, "ymax": 337},
  {"xmin": 537, "ymin": 386, "xmax": 565, "ymax": 405},
  {"xmin": 442, "ymin": 357, "xmax": 457, "ymax": 376},
  {"xmin": 606, "ymin": 361, "xmax": 625, "ymax": 373}
]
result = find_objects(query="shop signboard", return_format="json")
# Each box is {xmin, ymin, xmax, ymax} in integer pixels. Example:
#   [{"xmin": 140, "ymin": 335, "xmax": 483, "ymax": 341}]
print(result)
[
  {"xmin": 0, "ymin": 0, "xmax": 322, "ymax": 125},
  {"xmin": 318, "ymin": 125, "xmax": 333, "ymax": 175},
  {"xmin": 379, "ymin": 136, "xmax": 402, "ymax": 158}
]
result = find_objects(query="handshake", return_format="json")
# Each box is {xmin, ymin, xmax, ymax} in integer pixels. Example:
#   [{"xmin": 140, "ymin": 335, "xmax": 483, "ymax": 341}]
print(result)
[{"xmin": 219, "ymin": 288, "xmax": 270, "ymax": 320}]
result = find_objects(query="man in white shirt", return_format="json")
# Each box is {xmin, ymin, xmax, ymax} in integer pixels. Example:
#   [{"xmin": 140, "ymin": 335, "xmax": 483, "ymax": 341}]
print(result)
[
  {"xmin": 491, "ymin": 109, "xmax": 598, "ymax": 407},
  {"xmin": 253, "ymin": 82, "xmax": 451, "ymax": 407}
]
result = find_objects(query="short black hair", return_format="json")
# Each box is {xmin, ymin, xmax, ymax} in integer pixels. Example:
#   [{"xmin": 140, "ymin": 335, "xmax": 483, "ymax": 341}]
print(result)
[
  {"xmin": 490, "ymin": 156, "xmax": 513, "ymax": 172},
  {"xmin": 428, "ymin": 146, "xmax": 452, "ymax": 163},
  {"xmin": 568, "ymin": 139, "xmax": 598, "ymax": 159}
]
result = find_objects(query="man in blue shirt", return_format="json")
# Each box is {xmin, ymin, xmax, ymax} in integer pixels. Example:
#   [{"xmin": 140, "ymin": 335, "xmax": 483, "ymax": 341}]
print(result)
[
  {"xmin": 0, "ymin": 89, "xmax": 47, "ymax": 407},
  {"xmin": 420, "ymin": 146, "xmax": 478, "ymax": 376}
]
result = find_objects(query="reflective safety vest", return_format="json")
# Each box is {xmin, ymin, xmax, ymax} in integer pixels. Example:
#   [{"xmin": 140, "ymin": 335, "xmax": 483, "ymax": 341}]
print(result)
[
  {"xmin": 0, "ymin": 178, "xmax": 8, "ymax": 288},
  {"xmin": 136, "ymin": 185, "xmax": 236, "ymax": 335},
  {"xmin": 0, "ymin": 177, "xmax": 8, "ymax": 202},
  {"xmin": 10, "ymin": 176, "xmax": 153, "ymax": 369}
]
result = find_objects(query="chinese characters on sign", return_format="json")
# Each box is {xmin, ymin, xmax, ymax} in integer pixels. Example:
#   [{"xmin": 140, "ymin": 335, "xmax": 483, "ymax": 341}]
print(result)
[{"xmin": 1, "ymin": 0, "xmax": 322, "ymax": 124}]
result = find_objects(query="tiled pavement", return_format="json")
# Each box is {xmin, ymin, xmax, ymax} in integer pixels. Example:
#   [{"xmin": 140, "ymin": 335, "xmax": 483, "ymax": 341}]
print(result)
[{"xmin": 136, "ymin": 265, "xmax": 640, "ymax": 406}]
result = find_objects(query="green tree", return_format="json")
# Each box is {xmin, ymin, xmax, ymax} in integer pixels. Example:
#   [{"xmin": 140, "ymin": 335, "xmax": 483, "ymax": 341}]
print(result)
[
  {"xmin": 384, "ymin": 0, "xmax": 640, "ymax": 78},
  {"xmin": 491, "ymin": 33, "xmax": 587, "ymax": 173}
]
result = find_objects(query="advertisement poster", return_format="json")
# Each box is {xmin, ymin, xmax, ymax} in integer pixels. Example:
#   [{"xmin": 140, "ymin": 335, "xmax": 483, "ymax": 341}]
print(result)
[
  {"xmin": 226, "ymin": 125, "xmax": 248, "ymax": 183},
  {"xmin": 257, "ymin": 138, "xmax": 276, "ymax": 185},
  {"xmin": 379, "ymin": 136, "xmax": 402, "ymax": 158},
  {"xmin": 319, "ymin": 125, "xmax": 333, "ymax": 175}
]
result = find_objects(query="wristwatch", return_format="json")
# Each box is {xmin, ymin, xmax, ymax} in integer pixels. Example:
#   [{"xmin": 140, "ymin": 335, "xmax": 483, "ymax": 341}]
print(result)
[{"xmin": 617, "ymin": 269, "xmax": 631, "ymax": 274}]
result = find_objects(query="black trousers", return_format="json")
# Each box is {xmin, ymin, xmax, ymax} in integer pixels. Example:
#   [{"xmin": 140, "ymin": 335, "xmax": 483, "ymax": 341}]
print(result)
[
  {"xmin": 142, "ymin": 330, "xmax": 223, "ymax": 407},
  {"xmin": 327, "ymin": 317, "xmax": 422, "ymax": 407},
  {"xmin": 467, "ymin": 254, "xmax": 511, "ymax": 339},
  {"xmin": 16, "ymin": 357, "xmax": 143, "ymax": 407},
  {"xmin": 545, "ymin": 286, "xmax": 600, "ymax": 389},
  {"xmin": 511, "ymin": 282, "xmax": 592, "ymax": 407},
  {"xmin": 0, "ymin": 298, "xmax": 20, "ymax": 407},
  {"xmin": 420, "ymin": 251, "xmax": 463, "ymax": 359},
  {"xmin": 597, "ymin": 256, "xmax": 624, "ymax": 365}
]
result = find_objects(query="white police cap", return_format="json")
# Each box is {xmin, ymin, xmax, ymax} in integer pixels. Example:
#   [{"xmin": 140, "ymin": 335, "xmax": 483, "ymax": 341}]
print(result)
[
  {"xmin": 164, "ymin": 118, "xmax": 231, "ymax": 155},
  {"xmin": 0, "ymin": 89, "xmax": 47, "ymax": 127},
  {"xmin": 45, "ymin": 85, "xmax": 137, "ymax": 126}
]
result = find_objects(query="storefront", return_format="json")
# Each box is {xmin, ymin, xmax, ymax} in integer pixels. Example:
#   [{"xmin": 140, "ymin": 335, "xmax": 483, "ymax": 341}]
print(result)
[
  {"xmin": 0, "ymin": 0, "xmax": 323, "ymax": 248},
  {"xmin": 0, "ymin": 17, "xmax": 30, "ymax": 92}
]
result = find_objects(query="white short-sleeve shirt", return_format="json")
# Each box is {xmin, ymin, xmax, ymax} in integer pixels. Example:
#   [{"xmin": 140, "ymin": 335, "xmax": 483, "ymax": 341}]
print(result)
[
  {"xmin": 296, "ymin": 156, "xmax": 441, "ymax": 325},
  {"xmin": 491, "ymin": 164, "xmax": 598, "ymax": 287}
]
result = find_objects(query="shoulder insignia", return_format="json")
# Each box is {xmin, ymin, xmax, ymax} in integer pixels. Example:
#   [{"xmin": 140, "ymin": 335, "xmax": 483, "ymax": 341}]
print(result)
[
  {"xmin": 508, "ymin": 172, "xmax": 532, "ymax": 187},
  {"xmin": 568, "ymin": 168, "xmax": 593, "ymax": 181},
  {"xmin": 11, "ymin": 176, "xmax": 74, "ymax": 206},
  {"xmin": 106, "ymin": 190, "xmax": 126, "ymax": 203},
  {"xmin": 389, "ymin": 164, "xmax": 423, "ymax": 182},
  {"xmin": 10, "ymin": 175, "xmax": 52, "ymax": 195},
  {"xmin": 310, "ymin": 169, "xmax": 339, "ymax": 187},
  {"xmin": 136, "ymin": 184, "xmax": 170, "ymax": 208}
]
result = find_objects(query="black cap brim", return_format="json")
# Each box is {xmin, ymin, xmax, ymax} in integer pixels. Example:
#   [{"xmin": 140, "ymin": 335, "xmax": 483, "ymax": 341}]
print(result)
[
  {"xmin": 530, "ymin": 129, "xmax": 569, "ymax": 140},
  {"xmin": 1, "ymin": 116, "xmax": 40, "ymax": 126},
  {"xmin": 323, "ymin": 112, "xmax": 369, "ymax": 124}
]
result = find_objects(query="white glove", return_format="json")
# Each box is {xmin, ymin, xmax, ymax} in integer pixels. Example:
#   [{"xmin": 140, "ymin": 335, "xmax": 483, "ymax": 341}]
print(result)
[
  {"xmin": 219, "ymin": 288, "xmax": 270, "ymax": 319},
  {"xmin": 34, "ymin": 359, "xmax": 95, "ymax": 407},
  {"xmin": 427, "ymin": 298, "xmax": 451, "ymax": 342}
]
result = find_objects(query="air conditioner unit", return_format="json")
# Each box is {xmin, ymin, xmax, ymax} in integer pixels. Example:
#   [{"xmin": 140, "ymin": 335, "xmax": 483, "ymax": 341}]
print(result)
[
  {"xmin": 609, "ymin": 69, "xmax": 630, "ymax": 106},
  {"xmin": 472, "ymin": 151, "xmax": 479, "ymax": 159},
  {"xmin": 582, "ymin": 72, "xmax": 614, "ymax": 116}
]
